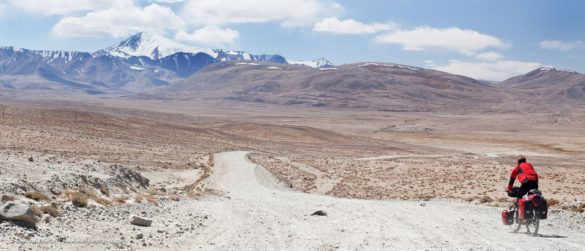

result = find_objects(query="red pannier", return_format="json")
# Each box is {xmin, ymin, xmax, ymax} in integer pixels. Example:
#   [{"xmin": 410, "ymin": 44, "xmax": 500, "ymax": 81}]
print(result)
[
  {"xmin": 501, "ymin": 210, "xmax": 514, "ymax": 225},
  {"xmin": 520, "ymin": 189, "xmax": 548, "ymax": 220}
]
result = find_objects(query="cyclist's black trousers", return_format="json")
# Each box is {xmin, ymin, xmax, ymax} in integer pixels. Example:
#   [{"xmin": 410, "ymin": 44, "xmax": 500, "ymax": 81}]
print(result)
[{"xmin": 517, "ymin": 180, "xmax": 538, "ymax": 199}]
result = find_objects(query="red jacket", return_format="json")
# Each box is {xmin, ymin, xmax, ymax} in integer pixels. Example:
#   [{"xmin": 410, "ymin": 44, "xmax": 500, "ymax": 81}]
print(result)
[{"xmin": 508, "ymin": 162, "xmax": 538, "ymax": 190}]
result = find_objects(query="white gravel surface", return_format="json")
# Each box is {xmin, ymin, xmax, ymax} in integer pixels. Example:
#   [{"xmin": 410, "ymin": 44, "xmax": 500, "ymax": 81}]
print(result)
[
  {"xmin": 3, "ymin": 151, "xmax": 585, "ymax": 250},
  {"xmin": 175, "ymin": 151, "xmax": 585, "ymax": 250}
]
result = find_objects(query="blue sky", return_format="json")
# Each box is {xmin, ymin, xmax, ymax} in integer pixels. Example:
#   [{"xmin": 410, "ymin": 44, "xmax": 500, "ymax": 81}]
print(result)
[{"xmin": 0, "ymin": 0, "xmax": 583, "ymax": 81}]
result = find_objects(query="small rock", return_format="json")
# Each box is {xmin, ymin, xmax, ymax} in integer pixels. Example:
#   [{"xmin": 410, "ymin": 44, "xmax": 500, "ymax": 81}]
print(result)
[
  {"xmin": 311, "ymin": 210, "xmax": 327, "ymax": 216},
  {"xmin": 49, "ymin": 187, "xmax": 62, "ymax": 196},
  {"xmin": 129, "ymin": 215, "xmax": 152, "ymax": 227},
  {"xmin": 28, "ymin": 157, "xmax": 34, "ymax": 162},
  {"xmin": 42, "ymin": 215, "xmax": 51, "ymax": 223},
  {"xmin": 136, "ymin": 233, "xmax": 144, "ymax": 239}
]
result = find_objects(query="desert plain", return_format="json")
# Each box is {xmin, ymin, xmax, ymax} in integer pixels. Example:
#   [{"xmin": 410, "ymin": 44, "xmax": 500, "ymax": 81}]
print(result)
[{"xmin": 0, "ymin": 97, "xmax": 584, "ymax": 250}]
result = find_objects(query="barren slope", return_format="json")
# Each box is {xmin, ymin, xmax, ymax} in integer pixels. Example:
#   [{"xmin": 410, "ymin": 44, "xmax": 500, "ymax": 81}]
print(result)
[
  {"xmin": 500, "ymin": 67, "xmax": 585, "ymax": 102},
  {"xmin": 159, "ymin": 62, "xmax": 501, "ymax": 112}
]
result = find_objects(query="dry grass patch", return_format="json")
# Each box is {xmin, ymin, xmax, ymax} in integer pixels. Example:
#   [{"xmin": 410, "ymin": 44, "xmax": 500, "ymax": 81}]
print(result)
[
  {"xmin": 94, "ymin": 197, "xmax": 112, "ymax": 206},
  {"xmin": 145, "ymin": 195, "xmax": 159, "ymax": 205},
  {"xmin": 76, "ymin": 187, "xmax": 111, "ymax": 206},
  {"xmin": 134, "ymin": 194, "xmax": 159, "ymax": 205},
  {"xmin": 113, "ymin": 196, "xmax": 129, "ymax": 205},
  {"xmin": 24, "ymin": 191, "xmax": 50, "ymax": 202},
  {"xmin": 65, "ymin": 188, "xmax": 112, "ymax": 207},
  {"xmin": 417, "ymin": 195, "xmax": 433, "ymax": 201},
  {"xmin": 99, "ymin": 185, "xmax": 110, "ymax": 197},
  {"xmin": 569, "ymin": 203, "xmax": 585, "ymax": 213},
  {"xmin": 30, "ymin": 206, "xmax": 43, "ymax": 218},
  {"xmin": 480, "ymin": 196, "xmax": 493, "ymax": 203},
  {"xmin": 29, "ymin": 205, "xmax": 60, "ymax": 217},
  {"xmin": 71, "ymin": 193, "xmax": 88, "ymax": 207},
  {"xmin": 65, "ymin": 190, "xmax": 88, "ymax": 207},
  {"xmin": 41, "ymin": 206, "xmax": 60, "ymax": 217},
  {"xmin": 146, "ymin": 187, "xmax": 165, "ymax": 196},
  {"xmin": 134, "ymin": 194, "xmax": 143, "ymax": 203},
  {"xmin": 548, "ymin": 198, "xmax": 560, "ymax": 207}
]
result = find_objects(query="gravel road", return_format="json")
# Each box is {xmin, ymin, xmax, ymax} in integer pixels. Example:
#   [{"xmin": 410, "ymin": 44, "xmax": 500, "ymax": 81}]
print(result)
[{"xmin": 178, "ymin": 151, "xmax": 585, "ymax": 250}]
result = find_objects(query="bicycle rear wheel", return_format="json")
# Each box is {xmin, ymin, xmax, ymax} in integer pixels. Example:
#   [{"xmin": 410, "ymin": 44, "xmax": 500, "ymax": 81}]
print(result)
[{"xmin": 527, "ymin": 209, "xmax": 539, "ymax": 236}]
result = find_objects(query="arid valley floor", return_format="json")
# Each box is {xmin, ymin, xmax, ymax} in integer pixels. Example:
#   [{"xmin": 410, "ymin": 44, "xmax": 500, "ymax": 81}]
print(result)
[{"xmin": 1, "ymin": 98, "xmax": 585, "ymax": 250}]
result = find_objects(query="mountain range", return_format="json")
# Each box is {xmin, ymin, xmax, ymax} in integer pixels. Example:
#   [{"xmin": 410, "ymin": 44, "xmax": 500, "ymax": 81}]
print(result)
[
  {"xmin": 0, "ymin": 32, "xmax": 295, "ymax": 95},
  {"xmin": 1, "ymin": 32, "xmax": 584, "ymax": 111}
]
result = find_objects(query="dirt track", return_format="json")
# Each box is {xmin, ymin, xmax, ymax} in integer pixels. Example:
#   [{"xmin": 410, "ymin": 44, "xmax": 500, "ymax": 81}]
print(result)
[{"xmin": 176, "ymin": 152, "xmax": 585, "ymax": 250}]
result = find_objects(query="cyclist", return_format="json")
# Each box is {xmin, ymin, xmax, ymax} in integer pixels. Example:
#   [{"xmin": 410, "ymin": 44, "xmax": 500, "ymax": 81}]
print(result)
[{"xmin": 506, "ymin": 155, "xmax": 539, "ymax": 222}]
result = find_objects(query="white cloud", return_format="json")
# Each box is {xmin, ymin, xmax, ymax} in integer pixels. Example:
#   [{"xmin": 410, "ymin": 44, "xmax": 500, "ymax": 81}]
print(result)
[
  {"xmin": 151, "ymin": 0, "xmax": 185, "ymax": 3},
  {"xmin": 375, "ymin": 26, "xmax": 505, "ymax": 55},
  {"xmin": 539, "ymin": 40, "xmax": 584, "ymax": 51},
  {"xmin": 313, "ymin": 17, "xmax": 394, "ymax": 35},
  {"xmin": 434, "ymin": 59, "xmax": 543, "ymax": 81},
  {"xmin": 181, "ymin": 0, "xmax": 341, "ymax": 27},
  {"xmin": 475, "ymin": 52, "xmax": 503, "ymax": 61},
  {"xmin": 0, "ymin": 3, "xmax": 5, "ymax": 15},
  {"xmin": 9, "ymin": 0, "xmax": 134, "ymax": 16},
  {"xmin": 52, "ymin": 4, "xmax": 186, "ymax": 38},
  {"xmin": 176, "ymin": 26, "xmax": 239, "ymax": 46}
]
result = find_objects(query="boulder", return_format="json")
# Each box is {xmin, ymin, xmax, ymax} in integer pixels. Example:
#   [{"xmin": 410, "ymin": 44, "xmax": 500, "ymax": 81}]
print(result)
[
  {"xmin": 0, "ymin": 202, "xmax": 36, "ymax": 227},
  {"xmin": 129, "ymin": 215, "xmax": 152, "ymax": 227}
]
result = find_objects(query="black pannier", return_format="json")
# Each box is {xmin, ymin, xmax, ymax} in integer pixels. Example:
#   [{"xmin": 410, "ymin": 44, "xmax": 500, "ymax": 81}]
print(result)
[{"xmin": 537, "ymin": 198, "xmax": 548, "ymax": 220}]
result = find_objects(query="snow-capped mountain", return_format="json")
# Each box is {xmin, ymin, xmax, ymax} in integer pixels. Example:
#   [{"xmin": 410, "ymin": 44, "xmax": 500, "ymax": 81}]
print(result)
[
  {"xmin": 213, "ymin": 49, "xmax": 252, "ymax": 62},
  {"xmin": 97, "ymin": 32, "xmax": 288, "ymax": 65},
  {"xmin": 532, "ymin": 67, "xmax": 577, "ymax": 74},
  {"xmin": 98, "ymin": 32, "xmax": 217, "ymax": 60},
  {"xmin": 290, "ymin": 58, "xmax": 334, "ymax": 68},
  {"xmin": 213, "ymin": 49, "xmax": 288, "ymax": 64}
]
